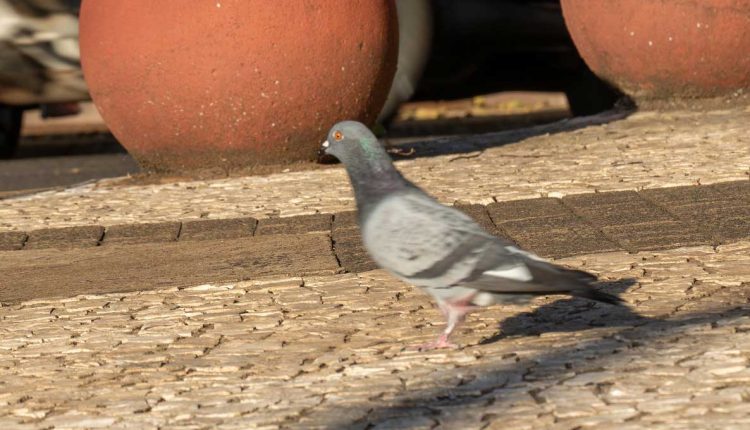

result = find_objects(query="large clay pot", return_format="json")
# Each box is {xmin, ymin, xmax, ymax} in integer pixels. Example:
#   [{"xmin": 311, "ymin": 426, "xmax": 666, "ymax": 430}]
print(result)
[
  {"xmin": 80, "ymin": 1, "xmax": 398, "ymax": 172},
  {"xmin": 561, "ymin": 0, "xmax": 750, "ymax": 100}
]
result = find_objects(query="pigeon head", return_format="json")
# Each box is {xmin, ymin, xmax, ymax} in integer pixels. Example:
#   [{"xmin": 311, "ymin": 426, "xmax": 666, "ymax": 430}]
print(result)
[
  {"xmin": 318, "ymin": 120, "xmax": 406, "ymax": 213},
  {"xmin": 319, "ymin": 121, "xmax": 385, "ymax": 165}
]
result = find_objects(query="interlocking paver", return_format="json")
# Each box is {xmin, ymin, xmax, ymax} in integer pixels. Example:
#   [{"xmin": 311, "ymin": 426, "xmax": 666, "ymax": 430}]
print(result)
[
  {"xmin": 0, "ymin": 234, "xmax": 339, "ymax": 303},
  {"xmin": 24, "ymin": 225, "xmax": 103, "ymax": 249},
  {"xmin": 179, "ymin": 217, "xmax": 257, "ymax": 241},
  {"xmin": 563, "ymin": 190, "xmax": 674, "ymax": 227},
  {"xmin": 499, "ymin": 216, "xmax": 619, "ymax": 258},
  {"xmin": 331, "ymin": 211, "xmax": 377, "ymax": 272},
  {"xmin": 642, "ymin": 183, "xmax": 750, "ymax": 243},
  {"xmin": 454, "ymin": 203, "xmax": 505, "ymax": 238},
  {"xmin": 487, "ymin": 197, "xmax": 620, "ymax": 257},
  {"xmin": 488, "ymin": 197, "xmax": 571, "ymax": 221},
  {"xmin": 0, "ymin": 231, "xmax": 26, "ymax": 250},
  {"xmin": 708, "ymin": 180, "xmax": 750, "ymax": 204},
  {"xmin": 564, "ymin": 191, "xmax": 713, "ymax": 251},
  {"xmin": 640, "ymin": 184, "xmax": 728, "ymax": 205},
  {"xmin": 255, "ymin": 214, "xmax": 332, "ymax": 236},
  {"xmin": 601, "ymin": 220, "xmax": 709, "ymax": 251},
  {"xmin": 103, "ymin": 221, "xmax": 181, "ymax": 245},
  {"xmin": 332, "ymin": 210, "xmax": 358, "ymax": 232}
]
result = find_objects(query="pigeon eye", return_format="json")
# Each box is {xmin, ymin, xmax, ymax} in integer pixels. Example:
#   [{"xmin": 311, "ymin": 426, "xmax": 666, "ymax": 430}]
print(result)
[{"xmin": 333, "ymin": 131, "xmax": 344, "ymax": 141}]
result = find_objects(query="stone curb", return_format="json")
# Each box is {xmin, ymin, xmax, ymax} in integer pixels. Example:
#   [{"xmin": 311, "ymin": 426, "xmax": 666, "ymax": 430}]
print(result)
[{"xmin": 0, "ymin": 180, "xmax": 748, "ymax": 272}]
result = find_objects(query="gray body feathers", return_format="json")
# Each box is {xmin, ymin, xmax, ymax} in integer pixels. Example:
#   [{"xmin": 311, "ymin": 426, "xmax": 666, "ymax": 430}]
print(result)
[{"xmin": 361, "ymin": 190, "xmax": 620, "ymax": 307}]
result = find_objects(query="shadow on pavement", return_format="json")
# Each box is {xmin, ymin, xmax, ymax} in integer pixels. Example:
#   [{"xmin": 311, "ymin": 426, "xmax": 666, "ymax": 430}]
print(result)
[
  {"xmin": 322, "ymin": 281, "xmax": 749, "ymax": 429},
  {"xmin": 385, "ymin": 108, "xmax": 633, "ymax": 160},
  {"xmin": 386, "ymin": 110, "xmax": 572, "ymax": 139},
  {"xmin": 483, "ymin": 278, "xmax": 642, "ymax": 342}
]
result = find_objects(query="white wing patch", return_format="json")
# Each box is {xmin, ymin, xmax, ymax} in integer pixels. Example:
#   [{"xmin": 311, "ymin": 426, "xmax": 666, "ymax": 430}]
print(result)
[
  {"xmin": 504, "ymin": 245, "xmax": 547, "ymax": 262},
  {"xmin": 484, "ymin": 264, "xmax": 533, "ymax": 282}
]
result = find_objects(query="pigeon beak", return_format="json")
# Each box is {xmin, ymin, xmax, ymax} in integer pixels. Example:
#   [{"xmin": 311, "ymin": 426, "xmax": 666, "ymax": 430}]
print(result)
[
  {"xmin": 317, "ymin": 140, "xmax": 338, "ymax": 164},
  {"xmin": 317, "ymin": 140, "xmax": 330, "ymax": 157}
]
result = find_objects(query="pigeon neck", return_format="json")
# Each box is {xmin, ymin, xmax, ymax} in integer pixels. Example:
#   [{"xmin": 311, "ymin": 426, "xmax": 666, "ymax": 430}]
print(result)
[{"xmin": 341, "ymin": 153, "xmax": 408, "ymax": 215}]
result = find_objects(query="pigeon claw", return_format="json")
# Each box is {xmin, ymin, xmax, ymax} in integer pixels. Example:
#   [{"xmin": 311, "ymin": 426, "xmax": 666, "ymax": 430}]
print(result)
[{"xmin": 411, "ymin": 334, "xmax": 459, "ymax": 351}]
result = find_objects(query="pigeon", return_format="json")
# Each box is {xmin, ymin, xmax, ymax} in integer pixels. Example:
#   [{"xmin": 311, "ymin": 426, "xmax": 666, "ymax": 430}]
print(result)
[{"xmin": 319, "ymin": 120, "xmax": 622, "ymax": 350}]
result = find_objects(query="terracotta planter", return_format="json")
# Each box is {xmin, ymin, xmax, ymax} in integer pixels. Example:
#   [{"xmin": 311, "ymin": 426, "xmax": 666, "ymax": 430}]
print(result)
[
  {"xmin": 561, "ymin": 0, "xmax": 750, "ymax": 100},
  {"xmin": 80, "ymin": 1, "xmax": 397, "ymax": 172}
]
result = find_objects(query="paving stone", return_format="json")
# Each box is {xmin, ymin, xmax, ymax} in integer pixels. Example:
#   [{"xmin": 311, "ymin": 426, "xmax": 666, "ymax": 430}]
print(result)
[
  {"xmin": 601, "ymin": 221, "xmax": 711, "ymax": 252},
  {"xmin": 332, "ymin": 234, "xmax": 365, "ymax": 250},
  {"xmin": 499, "ymin": 214, "xmax": 584, "ymax": 233},
  {"xmin": 24, "ymin": 225, "xmax": 103, "ymax": 249},
  {"xmin": 563, "ymin": 191, "xmax": 674, "ymax": 228},
  {"xmin": 707, "ymin": 180, "xmax": 750, "ymax": 204},
  {"xmin": 337, "ymin": 250, "xmax": 378, "ymax": 273},
  {"xmin": 104, "ymin": 222, "xmax": 181, "ymax": 245},
  {"xmin": 454, "ymin": 203, "xmax": 507, "ymax": 239},
  {"xmin": 711, "ymin": 216, "xmax": 750, "ymax": 242},
  {"xmin": 683, "ymin": 203, "xmax": 750, "ymax": 222},
  {"xmin": 654, "ymin": 201, "xmax": 750, "ymax": 243},
  {"xmin": 3, "ymin": 181, "xmax": 747, "ymax": 254},
  {"xmin": 640, "ymin": 184, "xmax": 729, "ymax": 205},
  {"xmin": 0, "ymin": 231, "xmax": 27, "ymax": 251},
  {"xmin": 332, "ymin": 211, "xmax": 359, "ymax": 234},
  {"xmin": 567, "ymin": 190, "xmax": 651, "ymax": 207},
  {"xmin": 498, "ymin": 215, "xmax": 620, "ymax": 258},
  {"xmin": 331, "ymin": 211, "xmax": 371, "ymax": 272},
  {"xmin": 332, "ymin": 234, "xmax": 376, "ymax": 273},
  {"xmin": 487, "ymin": 198, "xmax": 571, "ymax": 222},
  {"xmin": 0, "ymin": 234, "xmax": 339, "ymax": 303},
  {"xmin": 179, "ymin": 217, "xmax": 257, "ymax": 241},
  {"xmin": 255, "ymin": 214, "xmax": 332, "ymax": 235}
]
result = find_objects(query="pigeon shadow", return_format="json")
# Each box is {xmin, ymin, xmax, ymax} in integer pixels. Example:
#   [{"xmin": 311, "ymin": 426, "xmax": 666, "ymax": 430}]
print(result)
[
  {"xmin": 384, "ymin": 107, "xmax": 633, "ymax": 160},
  {"xmin": 480, "ymin": 277, "xmax": 645, "ymax": 344},
  {"xmin": 319, "ymin": 293, "xmax": 750, "ymax": 429}
]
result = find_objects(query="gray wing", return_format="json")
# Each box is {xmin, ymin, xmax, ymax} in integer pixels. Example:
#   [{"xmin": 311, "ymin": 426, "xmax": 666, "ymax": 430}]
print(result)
[
  {"xmin": 361, "ymin": 192, "xmax": 528, "ymax": 288},
  {"xmin": 362, "ymin": 191, "xmax": 620, "ymax": 304}
]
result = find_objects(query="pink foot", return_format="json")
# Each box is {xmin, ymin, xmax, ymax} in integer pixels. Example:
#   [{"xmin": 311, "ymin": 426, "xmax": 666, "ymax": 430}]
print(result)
[
  {"xmin": 411, "ymin": 334, "xmax": 458, "ymax": 351},
  {"xmin": 410, "ymin": 296, "xmax": 476, "ymax": 352}
]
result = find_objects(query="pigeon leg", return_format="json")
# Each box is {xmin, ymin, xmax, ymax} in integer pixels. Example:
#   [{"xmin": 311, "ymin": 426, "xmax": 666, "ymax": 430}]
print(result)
[{"xmin": 415, "ymin": 298, "xmax": 477, "ymax": 351}]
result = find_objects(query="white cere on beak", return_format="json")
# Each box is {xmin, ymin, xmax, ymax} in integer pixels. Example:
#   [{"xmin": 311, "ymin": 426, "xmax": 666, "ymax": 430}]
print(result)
[{"xmin": 322, "ymin": 140, "xmax": 330, "ymax": 149}]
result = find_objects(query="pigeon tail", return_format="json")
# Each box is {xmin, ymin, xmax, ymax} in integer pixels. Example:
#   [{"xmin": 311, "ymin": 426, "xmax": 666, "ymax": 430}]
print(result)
[
  {"xmin": 548, "ymin": 266, "xmax": 623, "ymax": 306},
  {"xmin": 571, "ymin": 288, "xmax": 624, "ymax": 306}
]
